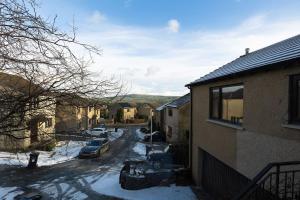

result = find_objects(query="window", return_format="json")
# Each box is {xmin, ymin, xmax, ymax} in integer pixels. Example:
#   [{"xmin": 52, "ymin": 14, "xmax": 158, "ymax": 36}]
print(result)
[
  {"xmin": 210, "ymin": 84, "xmax": 244, "ymax": 125},
  {"xmin": 45, "ymin": 118, "xmax": 53, "ymax": 128},
  {"xmin": 290, "ymin": 74, "xmax": 300, "ymax": 124},
  {"xmin": 168, "ymin": 108, "xmax": 173, "ymax": 116},
  {"xmin": 167, "ymin": 126, "xmax": 172, "ymax": 138}
]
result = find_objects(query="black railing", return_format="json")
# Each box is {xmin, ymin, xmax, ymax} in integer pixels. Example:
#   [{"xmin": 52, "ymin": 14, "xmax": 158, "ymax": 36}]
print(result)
[{"xmin": 233, "ymin": 161, "xmax": 300, "ymax": 200}]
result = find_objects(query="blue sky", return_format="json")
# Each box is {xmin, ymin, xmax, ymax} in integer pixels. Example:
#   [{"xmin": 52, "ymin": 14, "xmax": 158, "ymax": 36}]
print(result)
[{"xmin": 39, "ymin": 0, "xmax": 300, "ymax": 96}]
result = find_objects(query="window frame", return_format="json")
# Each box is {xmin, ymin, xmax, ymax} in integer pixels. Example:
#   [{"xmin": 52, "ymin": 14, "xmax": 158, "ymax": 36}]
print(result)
[
  {"xmin": 289, "ymin": 74, "xmax": 300, "ymax": 124},
  {"xmin": 168, "ymin": 108, "xmax": 173, "ymax": 117},
  {"xmin": 209, "ymin": 83, "xmax": 244, "ymax": 125}
]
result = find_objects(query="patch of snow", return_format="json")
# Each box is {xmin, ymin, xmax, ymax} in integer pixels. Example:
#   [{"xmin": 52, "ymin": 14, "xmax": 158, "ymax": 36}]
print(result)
[
  {"xmin": 85, "ymin": 172, "xmax": 197, "ymax": 200},
  {"xmin": 136, "ymin": 129, "xmax": 145, "ymax": 140},
  {"xmin": 0, "ymin": 141, "xmax": 85, "ymax": 167},
  {"xmin": 108, "ymin": 129, "xmax": 124, "ymax": 141},
  {"xmin": 133, "ymin": 142, "xmax": 146, "ymax": 156},
  {"xmin": 31, "ymin": 182, "xmax": 88, "ymax": 200},
  {"xmin": 0, "ymin": 187, "xmax": 23, "ymax": 200}
]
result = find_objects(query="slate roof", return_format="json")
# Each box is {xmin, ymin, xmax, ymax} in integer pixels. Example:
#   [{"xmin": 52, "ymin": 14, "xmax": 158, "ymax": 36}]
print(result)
[
  {"xmin": 187, "ymin": 34, "xmax": 300, "ymax": 86},
  {"xmin": 119, "ymin": 102, "xmax": 134, "ymax": 108},
  {"xmin": 156, "ymin": 103, "xmax": 168, "ymax": 111},
  {"xmin": 166, "ymin": 93, "xmax": 190, "ymax": 108}
]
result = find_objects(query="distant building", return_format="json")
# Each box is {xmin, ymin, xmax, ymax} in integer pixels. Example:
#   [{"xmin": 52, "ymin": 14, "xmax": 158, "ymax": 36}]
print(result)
[
  {"xmin": 165, "ymin": 93, "xmax": 190, "ymax": 144},
  {"xmin": 55, "ymin": 97, "xmax": 101, "ymax": 134},
  {"xmin": 109, "ymin": 102, "xmax": 136, "ymax": 123},
  {"xmin": 136, "ymin": 103, "xmax": 154, "ymax": 121}
]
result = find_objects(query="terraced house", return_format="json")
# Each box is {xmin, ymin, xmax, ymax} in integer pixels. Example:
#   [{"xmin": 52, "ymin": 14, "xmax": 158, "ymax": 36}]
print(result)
[
  {"xmin": 0, "ymin": 73, "xmax": 56, "ymax": 150},
  {"xmin": 55, "ymin": 97, "xmax": 101, "ymax": 134},
  {"xmin": 187, "ymin": 35, "xmax": 300, "ymax": 199},
  {"xmin": 164, "ymin": 93, "xmax": 190, "ymax": 144}
]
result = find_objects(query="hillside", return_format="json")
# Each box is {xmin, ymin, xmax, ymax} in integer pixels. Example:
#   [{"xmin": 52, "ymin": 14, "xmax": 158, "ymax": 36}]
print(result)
[{"xmin": 108, "ymin": 94, "xmax": 179, "ymax": 108}]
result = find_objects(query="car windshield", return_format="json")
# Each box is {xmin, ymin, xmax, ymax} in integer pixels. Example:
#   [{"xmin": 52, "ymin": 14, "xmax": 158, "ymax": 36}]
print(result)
[
  {"xmin": 164, "ymin": 145, "xmax": 169, "ymax": 153},
  {"xmin": 87, "ymin": 140, "xmax": 101, "ymax": 146},
  {"xmin": 92, "ymin": 128, "xmax": 104, "ymax": 131}
]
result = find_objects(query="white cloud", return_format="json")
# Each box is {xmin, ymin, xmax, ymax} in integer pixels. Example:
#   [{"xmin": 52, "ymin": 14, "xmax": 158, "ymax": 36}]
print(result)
[
  {"xmin": 88, "ymin": 11, "xmax": 106, "ymax": 24},
  {"xmin": 76, "ymin": 13, "xmax": 300, "ymax": 96},
  {"xmin": 167, "ymin": 19, "xmax": 180, "ymax": 33}
]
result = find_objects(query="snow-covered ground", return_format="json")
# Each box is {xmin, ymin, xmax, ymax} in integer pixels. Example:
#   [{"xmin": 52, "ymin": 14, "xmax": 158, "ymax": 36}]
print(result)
[
  {"xmin": 0, "ymin": 187, "xmax": 24, "ymax": 200},
  {"xmin": 133, "ymin": 142, "xmax": 146, "ymax": 156},
  {"xmin": 108, "ymin": 128, "xmax": 124, "ymax": 141},
  {"xmin": 0, "ymin": 141, "xmax": 85, "ymax": 167},
  {"xmin": 0, "ymin": 129, "xmax": 124, "ymax": 167},
  {"xmin": 136, "ymin": 129, "xmax": 145, "ymax": 140},
  {"xmin": 86, "ymin": 171, "xmax": 197, "ymax": 200}
]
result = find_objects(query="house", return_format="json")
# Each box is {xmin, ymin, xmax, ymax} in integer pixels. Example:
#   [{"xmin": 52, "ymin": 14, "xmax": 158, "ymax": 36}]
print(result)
[
  {"xmin": 109, "ymin": 102, "xmax": 136, "ymax": 123},
  {"xmin": 136, "ymin": 103, "xmax": 153, "ymax": 121},
  {"xmin": 186, "ymin": 35, "xmax": 300, "ymax": 198},
  {"xmin": 164, "ymin": 93, "xmax": 190, "ymax": 144},
  {"xmin": 154, "ymin": 103, "xmax": 168, "ymax": 134},
  {"xmin": 0, "ymin": 73, "xmax": 56, "ymax": 151},
  {"xmin": 55, "ymin": 97, "xmax": 101, "ymax": 134}
]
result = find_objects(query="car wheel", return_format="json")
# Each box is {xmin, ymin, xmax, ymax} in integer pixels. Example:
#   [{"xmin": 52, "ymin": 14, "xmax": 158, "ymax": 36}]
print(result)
[{"xmin": 153, "ymin": 161, "xmax": 161, "ymax": 169}]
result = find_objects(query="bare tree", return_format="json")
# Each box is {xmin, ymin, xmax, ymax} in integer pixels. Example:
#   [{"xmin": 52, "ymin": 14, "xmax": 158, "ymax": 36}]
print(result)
[{"xmin": 0, "ymin": 0, "xmax": 125, "ymax": 141}]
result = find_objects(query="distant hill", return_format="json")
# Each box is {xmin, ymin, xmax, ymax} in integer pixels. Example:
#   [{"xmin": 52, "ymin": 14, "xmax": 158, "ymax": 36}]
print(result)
[{"xmin": 107, "ymin": 94, "xmax": 179, "ymax": 108}]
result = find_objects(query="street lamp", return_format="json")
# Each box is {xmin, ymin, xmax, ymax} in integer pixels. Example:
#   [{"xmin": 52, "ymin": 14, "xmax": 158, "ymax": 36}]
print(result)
[{"xmin": 150, "ymin": 110, "xmax": 154, "ymax": 147}]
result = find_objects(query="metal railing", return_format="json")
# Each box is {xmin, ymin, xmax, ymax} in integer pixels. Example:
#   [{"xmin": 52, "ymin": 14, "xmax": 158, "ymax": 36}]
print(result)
[{"xmin": 233, "ymin": 161, "xmax": 300, "ymax": 200}]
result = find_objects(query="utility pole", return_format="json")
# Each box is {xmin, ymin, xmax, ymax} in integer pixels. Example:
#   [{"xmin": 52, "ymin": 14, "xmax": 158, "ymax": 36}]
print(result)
[{"xmin": 150, "ymin": 110, "xmax": 153, "ymax": 147}]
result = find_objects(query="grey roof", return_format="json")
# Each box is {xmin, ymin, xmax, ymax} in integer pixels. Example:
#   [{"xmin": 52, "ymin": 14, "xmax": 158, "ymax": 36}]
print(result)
[
  {"xmin": 118, "ymin": 102, "xmax": 134, "ymax": 108},
  {"xmin": 156, "ymin": 103, "xmax": 169, "ymax": 111},
  {"xmin": 166, "ymin": 93, "xmax": 190, "ymax": 108},
  {"xmin": 187, "ymin": 34, "xmax": 300, "ymax": 86}
]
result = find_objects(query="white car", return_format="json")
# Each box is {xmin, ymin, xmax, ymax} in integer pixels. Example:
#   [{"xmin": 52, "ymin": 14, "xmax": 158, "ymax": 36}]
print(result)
[{"xmin": 82, "ymin": 128, "xmax": 108, "ymax": 137}]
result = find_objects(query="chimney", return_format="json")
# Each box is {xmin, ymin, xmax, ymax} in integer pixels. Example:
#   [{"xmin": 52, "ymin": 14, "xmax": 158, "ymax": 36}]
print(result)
[{"xmin": 245, "ymin": 48, "xmax": 250, "ymax": 55}]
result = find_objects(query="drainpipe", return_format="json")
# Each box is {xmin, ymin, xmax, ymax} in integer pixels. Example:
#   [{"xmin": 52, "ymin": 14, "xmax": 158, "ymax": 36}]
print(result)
[{"xmin": 188, "ymin": 86, "xmax": 193, "ymax": 169}]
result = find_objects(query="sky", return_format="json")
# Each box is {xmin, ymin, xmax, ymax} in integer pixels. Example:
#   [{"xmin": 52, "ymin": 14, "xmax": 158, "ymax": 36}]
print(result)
[{"xmin": 38, "ymin": 0, "xmax": 300, "ymax": 96}]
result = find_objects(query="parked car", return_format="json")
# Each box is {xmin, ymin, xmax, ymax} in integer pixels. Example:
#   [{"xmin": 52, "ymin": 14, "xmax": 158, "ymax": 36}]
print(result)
[
  {"xmin": 140, "ymin": 127, "xmax": 150, "ymax": 133},
  {"xmin": 119, "ymin": 160, "xmax": 187, "ymax": 190},
  {"xmin": 98, "ymin": 124, "xmax": 106, "ymax": 129},
  {"xmin": 147, "ymin": 145, "xmax": 175, "ymax": 169},
  {"xmin": 143, "ymin": 131, "xmax": 163, "ymax": 142},
  {"xmin": 82, "ymin": 127, "xmax": 108, "ymax": 138},
  {"xmin": 79, "ymin": 138, "xmax": 109, "ymax": 158}
]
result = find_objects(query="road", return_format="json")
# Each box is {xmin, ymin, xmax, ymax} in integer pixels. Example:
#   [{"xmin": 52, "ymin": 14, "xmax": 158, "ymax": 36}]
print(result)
[{"xmin": 0, "ymin": 125, "xmax": 144, "ymax": 199}]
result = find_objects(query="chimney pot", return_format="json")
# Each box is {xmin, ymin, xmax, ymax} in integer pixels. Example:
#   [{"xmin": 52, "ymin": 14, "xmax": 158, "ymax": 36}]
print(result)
[{"xmin": 245, "ymin": 48, "xmax": 250, "ymax": 55}]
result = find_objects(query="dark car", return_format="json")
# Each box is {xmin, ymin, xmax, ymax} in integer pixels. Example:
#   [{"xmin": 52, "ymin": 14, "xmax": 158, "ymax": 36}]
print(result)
[
  {"xmin": 79, "ymin": 138, "xmax": 109, "ymax": 158},
  {"xmin": 147, "ymin": 145, "xmax": 175, "ymax": 169},
  {"xmin": 143, "ymin": 131, "xmax": 163, "ymax": 142},
  {"xmin": 140, "ymin": 127, "xmax": 150, "ymax": 133},
  {"xmin": 119, "ymin": 160, "xmax": 187, "ymax": 190}
]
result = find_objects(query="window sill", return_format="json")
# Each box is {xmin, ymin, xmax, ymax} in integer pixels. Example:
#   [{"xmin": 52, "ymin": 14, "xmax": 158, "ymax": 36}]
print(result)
[
  {"xmin": 206, "ymin": 119, "xmax": 244, "ymax": 130},
  {"xmin": 282, "ymin": 124, "xmax": 300, "ymax": 130}
]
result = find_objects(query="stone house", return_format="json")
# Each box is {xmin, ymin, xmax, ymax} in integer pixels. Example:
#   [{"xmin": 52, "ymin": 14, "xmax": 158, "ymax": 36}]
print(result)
[
  {"xmin": 136, "ymin": 103, "xmax": 153, "ymax": 121},
  {"xmin": 55, "ymin": 97, "xmax": 101, "ymax": 134},
  {"xmin": 109, "ymin": 102, "xmax": 136, "ymax": 123},
  {"xmin": 164, "ymin": 93, "xmax": 190, "ymax": 144},
  {"xmin": 0, "ymin": 73, "xmax": 56, "ymax": 151},
  {"xmin": 186, "ymin": 35, "xmax": 300, "ymax": 199}
]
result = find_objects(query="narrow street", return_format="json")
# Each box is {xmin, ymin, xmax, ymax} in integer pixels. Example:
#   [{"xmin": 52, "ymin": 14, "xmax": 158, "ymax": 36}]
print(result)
[{"xmin": 0, "ymin": 125, "xmax": 144, "ymax": 199}]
